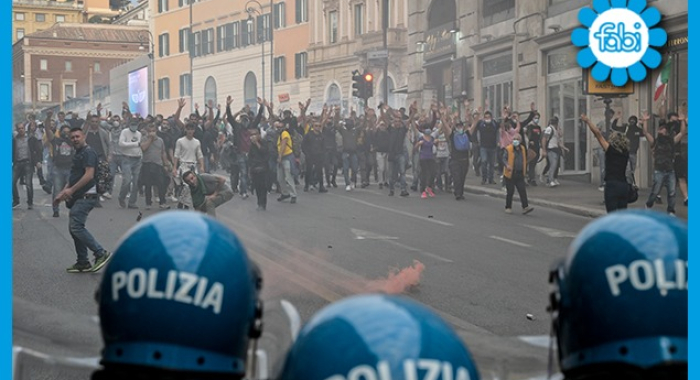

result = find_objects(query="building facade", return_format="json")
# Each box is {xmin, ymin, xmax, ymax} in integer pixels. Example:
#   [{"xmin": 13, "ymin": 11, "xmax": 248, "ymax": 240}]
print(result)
[
  {"xmin": 151, "ymin": 0, "xmax": 311, "ymax": 117},
  {"xmin": 12, "ymin": 23, "xmax": 148, "ymax": 121},
  {"xmin": 407, "ymin": 0, "xmax": 687, "ymax": 187},
  {"xmin": 12, "ymin": 0, "xmax": 87, "ymax": 44},
  {"xmin": 307, "ymin": 0, "xmax": 409, "ymax": 113}
]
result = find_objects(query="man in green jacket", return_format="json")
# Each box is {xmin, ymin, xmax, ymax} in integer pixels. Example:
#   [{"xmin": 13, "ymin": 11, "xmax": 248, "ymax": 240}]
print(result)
[{"xmin": 182, "ymin": 170, "xmax": 234, "ymax": 217}]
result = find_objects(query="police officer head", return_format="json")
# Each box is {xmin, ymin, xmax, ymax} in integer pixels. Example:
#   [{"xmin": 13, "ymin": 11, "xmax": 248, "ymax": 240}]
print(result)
[
  {"xmin": 93, "ymin": 211, "xmax": 262, "ymax": 380},
  {"xmin": 279, "ymin": 294, "xmax": 481, "ymax": 380},
  {"xmin": 548, "ymin": 210, "xmax": 687, "ymax": 380}
]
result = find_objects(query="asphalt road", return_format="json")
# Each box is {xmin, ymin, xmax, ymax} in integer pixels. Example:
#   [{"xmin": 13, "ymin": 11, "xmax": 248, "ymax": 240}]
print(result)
[{"xmin": 13, "ymin": 174, "xmax": 591, "ymax": 380}]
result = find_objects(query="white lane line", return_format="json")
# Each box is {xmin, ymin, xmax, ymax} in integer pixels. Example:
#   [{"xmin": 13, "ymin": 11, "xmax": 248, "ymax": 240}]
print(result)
[
  {"xmin": 329, "ymin": 193, "xmax": 454, "ymax": 226},
  {"xmin": 518, "ymin": 335, "xmax": 554, "ymax": 349},
  {"xmin": 524, "ymin": 225, "xmax": 577, "ymax": 238},
  {"xmin": 489, "ymin": 235, "xmax": 532, "ymax": 248},
  {"xmin": 384, "ymin": 239, "xmax": 454, "ymax": 263}
]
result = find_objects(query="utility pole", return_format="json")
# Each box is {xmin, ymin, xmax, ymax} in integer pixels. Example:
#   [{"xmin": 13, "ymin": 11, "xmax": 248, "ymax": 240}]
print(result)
[{"xmin": 382, "ymin": 0, "xmax": 389, "ymax": 105}]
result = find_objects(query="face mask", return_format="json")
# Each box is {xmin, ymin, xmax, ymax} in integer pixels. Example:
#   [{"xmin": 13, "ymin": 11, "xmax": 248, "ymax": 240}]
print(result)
[
  {"xmin": 129, "ymin": 125, "xmax": 138, "ymax": 132},
  {"xmin": 112, "ymin": 121, "xmax": 120, "ymax": 128},
  {"xmin": 513, "ymin": 140, "xmax": 521, "ymax": 147},
  {"xmin": 533, "ymin": 118, "xmax": 540, "ymax": 124}
]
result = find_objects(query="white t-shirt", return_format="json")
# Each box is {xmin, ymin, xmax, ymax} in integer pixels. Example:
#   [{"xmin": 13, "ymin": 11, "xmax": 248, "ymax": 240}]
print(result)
[
  {"xmin": 119, "ymin": 129, "xmax": 143, "ymax": 158},
  {"xmin": 174, "ymin": 136, "xmax": 204, "ymax": 164},
  {"xmin": 544, "ymin": 125, "xmax": 560, "ymax": 149}
]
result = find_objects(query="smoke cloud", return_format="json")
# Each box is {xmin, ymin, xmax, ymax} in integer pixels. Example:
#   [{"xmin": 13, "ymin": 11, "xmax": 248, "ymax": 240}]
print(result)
[{"xmin": 365, "ymin": 260, "xmax": 425, "ymax": 294}]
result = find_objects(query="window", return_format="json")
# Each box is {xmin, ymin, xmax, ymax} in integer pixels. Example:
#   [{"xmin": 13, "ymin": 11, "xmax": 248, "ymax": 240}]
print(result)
[
  {"xmin": 158, "ymin": 0, "xmax": 169, "ymax": 13},
  {"xmin": 257, "ymin": 14, "xmax": 271, "ymax": 42},
  {"xmin": 295, "ymin": 52, "xmax": 307, "ymax": 79},
  {"xmin": 159, "ymin": 33, "xmax": 170, "ymax": 57},
  {"xmin": 65, "ymin": 61, "xmax": 72, "ymax": 72},
  {"xmin": 242, "ymin": 20, "xmax": 254, "ymax": 46},
  {"xmin": 274, "ymin": 56, "xmax": 286, "ymax": 83},
  {"xmin": 94, "ymin": 62, "xmax": 101, "ymax": 73},
  {"xmin": 36, "ymin": 13, "xmax": 46, "ymax": 22},
  {"xmin": 15, "ymin": 13, "xmax": 24, "ymax": 21},
  {"xmin": 40, "ymin": 59, "xmax": 48, "ymax": 71},
  {"xmin": 64, "ymin": 83, "xmax": 75, "ymax": 100},
  {"xmin": 202, "ymin": 28, "xmax": 214, "ymax": 55},
  {"xmin": 274, "ymin": 2, "xmax": 286, "ymax": 29},
  {"xmin": 231, "ymin": 22, "xmax": 240, "ymax": 48},
  {"xmin": 328, "ymin": 11, "xmax": 338, "ymax": 43},
  {"xmin": 218, "ymin": 22, "xmax": 236, "ymax": 51},
  {"xmin": 38, "ymin": 82, "xmax": 51, "ymax": 102},
  {"xmin": 56, "ymin": 15, "xmax": 65, "ymax": 23},
  {"xmin": 354, "ymin": 4, "xmax": 364, "ymax": 36},
  {"xmin": 483, "ymin": 0, "xmax": 515, "ymax": 26},
  {"xmin": 16, "ymin": 29, "xmax": 24, "ymax": 40},
  {"xmin": 179, "ymin": 28, "xmax": 190, "ymax": 53},
  {"xmin": 180, "ymin": 74, "xmax": 192, "ymax": 96},
  {"xmin": 192, "ymin": 31, "xmax": 202, "ymax": 57},
  {"xmin": 217, "ymin": 25, "xmax": 225, "ymax": 52},
  {"xmin": 295, "ymin": 0, "xmax": 308, "ymax": 23},
  {"xmin": 158, "ymin": 78, "xmax": 171, "ymax": 100}
]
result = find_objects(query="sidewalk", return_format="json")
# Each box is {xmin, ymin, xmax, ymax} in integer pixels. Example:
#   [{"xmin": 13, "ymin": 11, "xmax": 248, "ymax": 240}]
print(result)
[{"xmin": 460, "ymin": 172, "xmax": 687, "ymax": 220}]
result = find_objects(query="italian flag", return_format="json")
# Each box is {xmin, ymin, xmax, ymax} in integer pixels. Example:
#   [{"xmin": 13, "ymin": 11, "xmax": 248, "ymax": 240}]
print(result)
[{"xmin": 654, "ymin": 57, "xmax": 673, "ymax": 101}]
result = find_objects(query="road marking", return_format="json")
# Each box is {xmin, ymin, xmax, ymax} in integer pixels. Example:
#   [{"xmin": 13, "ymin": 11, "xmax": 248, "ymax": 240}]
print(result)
[
  {"xmin": 525, "ymin": 225, "xmax": 577, "ymax": 238},
  {"xmin": 384, "ymin": 239, "xmax": 454, "ymax": 263},
  {"xmin": 518, "ymin": 335, "xmax": 554, "ymax": 349},
  {"xmin": 329, "ymin": 193, "xmax": 454, "ymax": 226},
  {"xmin": 489, "ymin": 235, "xmax": 532, "ymax": 248},
  {"xmin": 351, "ymin": 228, "xmax": 398, "ymax": 240}
]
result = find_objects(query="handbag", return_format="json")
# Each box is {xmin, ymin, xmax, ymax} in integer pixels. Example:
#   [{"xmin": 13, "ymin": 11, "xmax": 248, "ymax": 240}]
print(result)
[{"xmin": 627, "ymin": 183, "xmax": 639, "ymax": 204}]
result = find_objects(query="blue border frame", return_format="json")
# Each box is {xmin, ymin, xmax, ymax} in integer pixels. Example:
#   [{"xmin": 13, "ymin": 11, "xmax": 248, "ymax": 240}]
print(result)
[
  {"xmin": 687, "ymin": 1, "xmax": 696, "ymax": 378},
  {"xmin": 5, "ymin": 0, "xmax": 13, "ymax": 376}
]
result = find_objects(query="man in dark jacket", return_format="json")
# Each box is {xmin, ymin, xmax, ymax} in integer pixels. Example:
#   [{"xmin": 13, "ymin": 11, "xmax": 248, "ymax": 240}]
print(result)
[
  {"xmin": 248, "ymin": 128, "xmax": 270, "ymax": 210},
  {"xmin": 13, "ymin": 122, "xmax": 43, "ymax": 209},
  {"xmin": 302, "ymin": 122, "xmax": 327, "ymax": 193}
]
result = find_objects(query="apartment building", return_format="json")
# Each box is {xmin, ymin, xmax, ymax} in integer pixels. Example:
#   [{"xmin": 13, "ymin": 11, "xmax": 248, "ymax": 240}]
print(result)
[{"xmin": 12, "ymin": 0, "xmax": 87, "ymax": 44}]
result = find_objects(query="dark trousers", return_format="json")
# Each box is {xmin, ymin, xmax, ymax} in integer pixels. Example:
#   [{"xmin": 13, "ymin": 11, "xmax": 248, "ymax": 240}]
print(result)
[
  {"xmin": 419, "ymin": 159, "xmax": 436, "ymax": 192},
  {"xmin": 358, "ymin": 151, "xmax": 371, "ymax": 185},
  {"xmin": 324, "ymin": 149, "xmax": 338, "ymax": 185},
  {"xmin": 13, "ymin": 161, "xmax": 34, "ymax": 206},
  {"xmin": 527, "ymin": 151, "xmax": 540, "ymax": 182},
  {"xmin": 450, "ymin": 158, "xmax": 469, "ymax": 197},
  {"xmin": 305, "ymin": 153, "xmax": 326, "ymax": 189},
  {"xmin": 142, "ymin": 162, "xmax": 167, "ymax": 206},
  {"xmin": 604, "ymin": 180, "xmax": 629, "ymax": 213},
  {"xmin": 251, "ymin": 170, "xmax": 268, "ymax": 207},
  {"xmin": 505, "ymin": 173, "xmax": 529, "ymax": 209}
]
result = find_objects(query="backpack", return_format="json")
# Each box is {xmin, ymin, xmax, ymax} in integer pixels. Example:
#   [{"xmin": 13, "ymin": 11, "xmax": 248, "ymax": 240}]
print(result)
[
  {"xmin": 96, "ymin": 160, "xmax": 113, "ymax": 195},
  {"xmin": 453, "ymin": 131, "xmax": 471, "ymax": 152},
  {"xmin": 289, "ymin": 128, "xmax": 304, "ymax": 158}
]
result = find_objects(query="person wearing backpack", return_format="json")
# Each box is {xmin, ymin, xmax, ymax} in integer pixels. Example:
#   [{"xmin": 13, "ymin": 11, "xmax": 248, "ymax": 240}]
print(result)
[{"xmin": 442, "ymin": 120, "xmax": 471, "ymax": 200}]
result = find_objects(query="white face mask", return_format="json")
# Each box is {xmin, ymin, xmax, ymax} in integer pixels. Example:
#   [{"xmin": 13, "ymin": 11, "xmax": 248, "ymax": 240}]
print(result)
[
  {"xmin": 533, "ymin": 118, "xmax": 540, "ymax": 124},
  {"xmin": 513, "ymin": 140, "xmax": 521, "ymax": 147}
]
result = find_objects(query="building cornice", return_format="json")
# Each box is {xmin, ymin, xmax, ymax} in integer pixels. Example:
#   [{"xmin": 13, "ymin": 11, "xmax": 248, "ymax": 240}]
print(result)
[
  {"xmin": 22, "ymin": 46, "xmax": 144, "ymax": 59},
  {"xmin": 470, "ymin": 34, "xmax": 515, "ymax": 56}
]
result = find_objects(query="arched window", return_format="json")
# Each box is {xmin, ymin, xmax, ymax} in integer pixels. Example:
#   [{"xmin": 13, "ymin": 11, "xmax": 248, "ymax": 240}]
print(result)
[
  {"xmin": 244, "ymin": 72, "xmax": 257, "ymax": 109},
  {"xmin": 326, "ymin": 83, "xmax": 341, "ymax": 106},
  {"xmin": 427, "ymin": 0, "xmax": 456, "ymax": 29},
  {"xmin": 204, "ymin": 76, "xmax": 217, "ymax": 106}
]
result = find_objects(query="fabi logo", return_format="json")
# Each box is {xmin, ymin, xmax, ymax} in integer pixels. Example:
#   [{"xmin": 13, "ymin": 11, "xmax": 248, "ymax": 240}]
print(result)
[{"xmin": 572, "ymin": 0, "xmax": 667, "ymax": 86}]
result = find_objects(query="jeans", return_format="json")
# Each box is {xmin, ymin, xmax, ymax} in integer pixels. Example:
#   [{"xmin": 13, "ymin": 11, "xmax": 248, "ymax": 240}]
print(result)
[
  {"xmin": 305, "ymin": 153, "xmax": 325, "ymax": 189},
  {"xmin": 196, "ymin": 185, "xmax": 234, "ymax": 217},
  {"xmin": 324, "ymin": 149, "xmax": 338, "ymax": 186},
  {"xmin": 646, "ymin": 170, "xmax": 676, "ymax": 213},
  {"xmin": 237, "ymin": 153, "xmax": 249, "ymax": 195},
  {"xmin": 419, "ymin": 159, "xmax": 436, "ymax": 192},
  {"xmin": 119, "ymin": 156, "xmax": 142, "ymax": 206},
  {"xmin": 342, "ymin": 152, "xmax": 359, "ymax": 186},
  {"xmin": 411, "ymin": 151, "xmax": 421, "ymax": 188},
  {"xmin": 505, "ymin": 173, "xmax": 529, "ymax": 209},
  {"xmin": 12, "ymin": 161, "xmax": 34, "ymax": 206},
  {"xmin": 626, "ymin": 152, "xmax": 638, "ymax": 185},
  {"xmin": 357, "ymin": 151, "xmax": 370, "ymax": 185},
  {"xmin": 546, "ymin": 149, "xmax": 561, "ymax": 184},
  {"xmin": 108, "ymin": 154, "xmax": 123, "ymax": 194},
  {"xmin": 52, "ymin": 166, "xmax": 72, "ymax": 213},
  {"xmin": 480, "ymin": 147, "xmax": 496, "ymax": 183},
  {"xmin": 267, "ymin": 157, "xmax": 278, "ymax": 192},
  {"xmin": 435, "ymin": 157, "xmax": 450, "ymax": 189},
  {"xmin": 69, "ymin": 198, "xmax": 104, "ymax": 264},
  {"xmin": 594, "ymin": 147, "xmax": 605, "ymax": 186},
  {"xmin": 449, "ymin": 158, "xmax": 469, "ymax": 197},
  {"xmin": 604, "ymin": 179, "xmax": 628, "ymax": 213},
  {"xmin": 376, "ymin": 152, "xmax": 389, "ymax": 184},
  {"xmin": 388, "ymin": 153, "xmax": 407, "ymax": 192},
  {"xmin": 277, "ymin": 155, "xmax": 297, "ymax": 197},
  {"xmin": 141, "ymin": 162, "xmax": 167, "ymax": 206}
]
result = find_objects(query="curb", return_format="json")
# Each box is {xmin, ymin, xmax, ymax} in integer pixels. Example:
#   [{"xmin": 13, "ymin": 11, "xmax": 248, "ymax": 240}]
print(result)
[{"xmin": 462, "ymin": 185, "xmax": 607, "ymax": 219}]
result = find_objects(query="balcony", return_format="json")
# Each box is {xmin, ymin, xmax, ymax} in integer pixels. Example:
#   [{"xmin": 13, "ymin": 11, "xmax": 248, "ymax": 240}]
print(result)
[
  {"xmin": 356, "ymin": 28, "xmax": 407, "ymax": 53},
  {"xmin": 12, "ymin": 0, "xmax": 85, "ymax": 10}
]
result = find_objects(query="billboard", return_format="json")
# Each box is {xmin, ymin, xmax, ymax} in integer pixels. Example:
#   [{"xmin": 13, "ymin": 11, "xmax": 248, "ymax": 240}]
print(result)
[{"xmin": 128, "ymin": 66, "xmax": 149, "ymax": 117}]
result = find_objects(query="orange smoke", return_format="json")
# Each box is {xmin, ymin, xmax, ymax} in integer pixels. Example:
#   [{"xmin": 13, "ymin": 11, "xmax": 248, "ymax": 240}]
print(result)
[{"xmin": 366, "ymin": 260, "xmax": 425, "ymax": 294}]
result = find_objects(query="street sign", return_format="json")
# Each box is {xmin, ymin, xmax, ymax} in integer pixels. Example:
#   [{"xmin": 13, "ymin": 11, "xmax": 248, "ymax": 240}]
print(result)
[
  {"xmin": 367, "ymin": 50, "xmax": 388, "ymax": 60},
  {"xmin": 582, "ymin": 68, "xmax": 634, "ymax": 96}
]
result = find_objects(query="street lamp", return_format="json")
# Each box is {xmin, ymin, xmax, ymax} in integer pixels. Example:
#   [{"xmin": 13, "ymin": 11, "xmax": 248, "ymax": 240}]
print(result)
[
  {"xmin": 245, "ymin": 0, "xmax": 273, "ymax": 103},
  {"xmin": 139, "ymin": 30, "xmax": 156, "ymax": 116}
]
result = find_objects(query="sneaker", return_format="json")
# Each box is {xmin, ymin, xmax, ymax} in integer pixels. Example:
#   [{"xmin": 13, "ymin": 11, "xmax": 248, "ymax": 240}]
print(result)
[
  {"xmin": 169, "ymin": 196, "xmax": 179, "ymax": 202},
  {"xmin": 159, "ymin": 204, "xmax": 171, "ymax": 209},
  {"xmin": 351, "ymin": 183, "xmax": 356, "ymax": 189},
  {"xmin": 102, "ymin": 192, "xmax": 112, "ymax": 199},
  {"xmin": 361, "ymin": 183, "xmax": 369, "ymax": 189},
  {"xmin": 481, "ymin": 179, "xmax": 487, "ymax": 185},
  {"xmin": 488, "ymin": 180, "xmax": 497, "ymax": 185},
  {"xmin": 290, "ymin": 197, "xmax": 297, "ymax": 204},
  {"xmin": 119, "ymin": 199, "xmax": 126, "ymax": 208},
  {"xmin": 523, "ymin": 206, "xmax": 535, "ymax": 215},
  {"xmin": 421, "ymin": 191, "xmax": 428, "ymax": 199},
  {"xmin": 345, "ymin": 185, "xmax": 352, "ymax": 191},
  {"xmin": 669, "ymin": 212, "xmax": 676, "ymax": 217},
  {"xmin": 91, "ymin": 251, "xmax": 112, "ymax": 272},
  {"xmin": 12, "ymin": 202, "xmax": 20, "ymax": 209},
  {"xmin": 27, "ymin": 204, "xmax": 33, "ymax": 210},
  {"xmin": 331, "ymin": 182, "xmax": 338, "ymax": 188},
  {"xmin": 256, "ymin": 205, "xmax": 264, "ymax": 211},
  {"xmin": 456, "ymin": 195, "xmax": 465, "ymax": 200},
  {"xmin": 554, "ymin": 180, "xmax": 561, "ymax": 186},
  {"xmin": 400, "ymin": 191, "xmax": 409, "ymax": 197},
  {"xmin": 319, "ymin": 188, "xmax": 328, "ymax": 193},
  {"xmin": 100, "ymin": 196, "xmax": 106, "ymax": 202},
  {"xmin": 53, "ymin": 210, "xmax": 59, "ymax": 218},
  {"xmin": 528, "ymin": 180, "xmax": 538, "ymax": 187},
  {"xmin": 548, "ymin": 182, "xmax": 558, "ymax": 188},
  {"xmin": 598, "ymin": 186, "xmax": 605, "ymax": 192},
  {"xmin": 67, "ymin": 262, "xmax": 93, "ymax": 273},
  {"xmin": 655, "ymin": 195, "xmax": 663, "ymax": 205},
  {"xmin": 410, "ymin": 185, "xmax": 418, "ymax": 191},
  {"xmin": 426, "ymin": 188, "xmax": 435, "ymax": 197},
  {"xmin": 277, "ymin": 194, "xmax": 291, "ymax": 202},
  {"xmin": 505, "ymin": 208, "xmax": 512, "ymax": 214},
  {"xmin": 388, "ymin": 190, "xmax": 394, "ymax": 196},
  {"xmin": 241, "ymin": 193, "xmax": 249, "ymax": 199}
]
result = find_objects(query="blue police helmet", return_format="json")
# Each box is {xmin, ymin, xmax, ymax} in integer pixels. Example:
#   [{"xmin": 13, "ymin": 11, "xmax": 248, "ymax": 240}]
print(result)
[
  {"xmin": 549, "ymin": 210, "xmax": 687, "ymax": 375},
  {"xmin": 97, "ymin": 211, "xmax": 260, "ymax": 375},
  {"xmin": 279, "ymin": 294, "xmax": 480, "ymax": 380}
]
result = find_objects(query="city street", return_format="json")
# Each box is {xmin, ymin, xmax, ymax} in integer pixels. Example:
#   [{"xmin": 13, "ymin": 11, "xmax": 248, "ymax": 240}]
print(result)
[{"xmin": 12, "ymin": 174, "xmax": 593, "ymax": 380}]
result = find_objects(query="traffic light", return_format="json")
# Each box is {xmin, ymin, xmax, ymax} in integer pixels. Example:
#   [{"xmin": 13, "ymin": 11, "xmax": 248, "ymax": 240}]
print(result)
[
  {"xmin": 352, "ymin": 70, "xmax": 364, "ymax": 99},
  {"xmin": 363, "ymin": 72, "xmax": 374, "ymax": 99}
]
